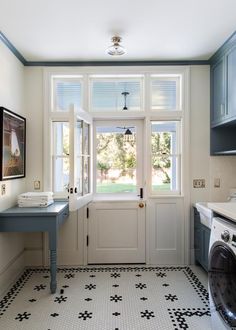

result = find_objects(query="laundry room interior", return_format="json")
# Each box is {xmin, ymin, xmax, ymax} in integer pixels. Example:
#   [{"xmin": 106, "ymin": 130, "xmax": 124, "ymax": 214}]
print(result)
[{"xmin": 0, "ymin": 1, "xmax": 236, "ymax": 329}]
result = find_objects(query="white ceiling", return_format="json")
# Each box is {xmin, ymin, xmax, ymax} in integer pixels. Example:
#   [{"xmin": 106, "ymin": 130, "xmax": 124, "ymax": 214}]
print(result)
[{"xmin": 1, "ymin": 0, "xmax": 236, "ymax": 62}]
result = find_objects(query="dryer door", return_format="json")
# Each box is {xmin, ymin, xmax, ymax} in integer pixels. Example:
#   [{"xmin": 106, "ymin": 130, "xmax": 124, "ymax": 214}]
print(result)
[{"xmin": 209, "ymin": 242, "xmax": 236, "ymax": 327}]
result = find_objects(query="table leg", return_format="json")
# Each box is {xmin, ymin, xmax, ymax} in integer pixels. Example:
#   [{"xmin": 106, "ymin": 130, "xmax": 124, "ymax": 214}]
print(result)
[
  {"xmin": 49, "ymin": 230, "xmax": 57, "ymax": 294},
  {"xmin": 50, "ymin": 249, "xmax": 57, "ymax": 293}
]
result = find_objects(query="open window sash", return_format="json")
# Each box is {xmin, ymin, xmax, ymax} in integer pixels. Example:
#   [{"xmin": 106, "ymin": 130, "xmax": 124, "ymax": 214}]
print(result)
[{"xmin": 69, "ymin": 106, "xmax": 93, "ymax": 211}]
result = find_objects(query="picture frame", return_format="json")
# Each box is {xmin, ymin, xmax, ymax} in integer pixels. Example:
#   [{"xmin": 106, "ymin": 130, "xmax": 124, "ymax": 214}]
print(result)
[{"xmin": 0, "ymin": 107, "xmax": 26, "ymax": 180}]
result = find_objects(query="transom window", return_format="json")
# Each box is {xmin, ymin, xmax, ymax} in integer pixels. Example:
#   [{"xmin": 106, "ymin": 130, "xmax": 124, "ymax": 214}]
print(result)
[
  {"xmin": 90, "ymin": 75, "xmax": 143, "ymax": 112},
  {"xmin": 151, "ymin": 75, "xmax": 181, "ymax": 111},
  {"xmin": 52, "ymin": 76, "xmax": 83, "ymax": 111}
]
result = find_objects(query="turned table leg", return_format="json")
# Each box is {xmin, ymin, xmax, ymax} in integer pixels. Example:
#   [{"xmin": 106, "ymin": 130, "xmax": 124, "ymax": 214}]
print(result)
[{"xmin": 49, "ymin": 230, "xmax": 57, "ymax": 294}]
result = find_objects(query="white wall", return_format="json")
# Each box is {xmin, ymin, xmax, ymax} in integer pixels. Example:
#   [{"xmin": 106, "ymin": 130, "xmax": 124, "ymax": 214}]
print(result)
[
  {"xmin": 23, "ymin": 65, "xmax": 236, "ymax": 266},
  {"xmin": 0, "ymin": 42, "xmax": 26, "ymax": 296}
]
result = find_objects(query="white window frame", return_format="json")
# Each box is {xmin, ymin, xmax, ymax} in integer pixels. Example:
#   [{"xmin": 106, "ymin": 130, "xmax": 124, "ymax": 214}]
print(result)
[
  {"xmin": 44, "ymin": 66, "xmax": 189, "ymax": 199},
  {"xmin": 43, "ymin": 69, "xmax": 93, "ymax": 203}
]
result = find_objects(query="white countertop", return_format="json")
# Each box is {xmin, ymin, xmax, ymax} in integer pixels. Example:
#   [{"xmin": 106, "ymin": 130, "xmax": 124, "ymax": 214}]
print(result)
[{"xmin": 208, "ymin": 202, "xmax": 236, "ymax": 222}]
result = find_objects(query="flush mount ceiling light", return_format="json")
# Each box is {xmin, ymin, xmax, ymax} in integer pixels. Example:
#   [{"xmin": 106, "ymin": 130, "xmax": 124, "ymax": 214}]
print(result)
[{"xmin": 106, "ymin": 36, "xmax": 126, "ymax": 56}]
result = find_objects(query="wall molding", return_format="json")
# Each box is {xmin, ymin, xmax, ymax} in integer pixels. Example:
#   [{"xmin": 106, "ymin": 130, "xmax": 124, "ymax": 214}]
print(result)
[
  {"xmin": 0, "ymin": 31, "xmax": 27, "ymax": 65},
  {"xmin": 0, "ymin": 30, "xmax": 210, "ymax": 67}
]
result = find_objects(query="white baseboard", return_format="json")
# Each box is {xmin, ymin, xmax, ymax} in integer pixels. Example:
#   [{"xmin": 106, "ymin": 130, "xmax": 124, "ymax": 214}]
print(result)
[{"xmin": 0, "ymin": 250, "xmax": 25, "ymax": 298}]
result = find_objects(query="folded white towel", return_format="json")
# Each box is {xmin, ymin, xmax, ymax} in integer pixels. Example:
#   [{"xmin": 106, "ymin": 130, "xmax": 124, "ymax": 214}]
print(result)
[
  {"xmin": 18, "ymin": 200, "xmax": 54, "ymax": 208},
  {"xmin": 19, "ymin": 192, "xmax": 53, "ymax": 198},
  {"xmin": 18, "ymin": 196, "xmax": 54, "ymax": 202}
]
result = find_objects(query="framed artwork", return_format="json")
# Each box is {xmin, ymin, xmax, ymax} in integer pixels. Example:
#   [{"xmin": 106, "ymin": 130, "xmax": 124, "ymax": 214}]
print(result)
[{"xmin": 0, "ymin": 107, "xmax": 26, "ymax": 180}]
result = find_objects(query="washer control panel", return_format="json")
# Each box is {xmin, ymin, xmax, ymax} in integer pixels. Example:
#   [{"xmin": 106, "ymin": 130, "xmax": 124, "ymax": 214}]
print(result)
[{"xmin": 221, "ymin": 230, "xmax": 230, "ymax": 242}]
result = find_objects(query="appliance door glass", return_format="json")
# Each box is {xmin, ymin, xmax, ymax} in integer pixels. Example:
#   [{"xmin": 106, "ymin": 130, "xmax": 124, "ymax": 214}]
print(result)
[{"xmin": 209, "ymin": 242, "xmax": 236, "ymax": 327}]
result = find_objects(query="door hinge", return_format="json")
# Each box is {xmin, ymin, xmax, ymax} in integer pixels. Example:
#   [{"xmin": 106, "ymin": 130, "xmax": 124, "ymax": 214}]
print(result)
[
  {"xmin": 86, "ymin": 207, "xmax": 89, "ymax": 219},
  {"xmin": 86, "ymin": 235, "xmax": 89, "ymax": 246}
]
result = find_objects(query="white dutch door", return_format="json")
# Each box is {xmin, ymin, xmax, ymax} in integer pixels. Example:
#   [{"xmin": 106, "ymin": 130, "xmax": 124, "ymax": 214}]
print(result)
[{"xmin": 88, "ymin": 120, "xmax": 145, "ymax": 264}]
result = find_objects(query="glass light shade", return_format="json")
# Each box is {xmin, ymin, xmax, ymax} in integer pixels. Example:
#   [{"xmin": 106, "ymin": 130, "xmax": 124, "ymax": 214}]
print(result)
[{"xmin": 106, "ymin": 36, "xmax": 126, "ymax": 56}]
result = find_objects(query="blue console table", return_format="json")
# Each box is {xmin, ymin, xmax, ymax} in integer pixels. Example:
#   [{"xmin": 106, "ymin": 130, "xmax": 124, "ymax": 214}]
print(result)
[{"xmin": 0, "ymin": 201, "xmax": 69, "ymax": 293}]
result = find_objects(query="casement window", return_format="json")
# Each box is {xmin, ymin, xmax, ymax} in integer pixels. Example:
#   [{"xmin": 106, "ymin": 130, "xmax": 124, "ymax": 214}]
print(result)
[
  {"xmin": 150, "ymin": 121, "xmax": 181, "ymax": 194},
  {"xmin": 52, "ymin": 122, "xmax": 70, "ymax": 193},
  {"xmin": 45, "ymin": 74, "xmax": 91, "ymax": 200},
  {"xmin": 150, "ymin": 75, "xmax": 181, "ymax": 111},
  {"xmin": 89, "ymin": 75, "xmax": 144, "ymax": 112}
]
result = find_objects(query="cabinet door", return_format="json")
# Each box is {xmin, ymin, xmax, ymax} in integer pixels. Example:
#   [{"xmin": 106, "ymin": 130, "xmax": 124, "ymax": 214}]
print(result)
[
  {"xmin": 201, "ymin": 225, "xmax": 210, "ymax": 271},
  {"xmin": 227, "ymin": 45, "xmax": 236, "ymax": 120},
  {"xmin": 211, "ymin": 58, "xmax": 226, "ymax": 125},
  {"xmin": 194, "ymin": 209, "xmax": 201, "ymax": 264}
]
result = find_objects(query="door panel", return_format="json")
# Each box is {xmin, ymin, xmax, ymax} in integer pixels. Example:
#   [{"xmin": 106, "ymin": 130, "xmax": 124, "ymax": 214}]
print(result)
[
  {"xmin": 88, "ymin": 202, "xmax": 145, "ymax": 264},
  {"xmin": 149, "ymin": 198, "xmax": 184, "ymax": 264}
]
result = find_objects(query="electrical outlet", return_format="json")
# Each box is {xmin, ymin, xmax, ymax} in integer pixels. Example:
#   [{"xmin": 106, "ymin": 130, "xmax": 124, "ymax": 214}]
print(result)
[
  {"xmin": 34, "ymin": 180, "xmax": 40, "ymax": 190},
  {"xmin": 1, "ymin": 184, "xmax": 6, "ymax": 195},
  {"xmin": 193, "ymin": 179, "xmax": 205, "ymax": 188}
]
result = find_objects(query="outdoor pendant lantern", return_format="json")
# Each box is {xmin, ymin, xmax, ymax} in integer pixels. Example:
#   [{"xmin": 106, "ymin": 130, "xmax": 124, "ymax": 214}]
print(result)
[{"xmin": 122, "ymin": 91, "xmax": 130, "ymax": 110}]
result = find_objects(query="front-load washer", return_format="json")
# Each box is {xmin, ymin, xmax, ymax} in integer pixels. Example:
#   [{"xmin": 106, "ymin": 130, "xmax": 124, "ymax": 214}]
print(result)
[{"xmin": 208, "ymin": 217, "xmax": 236, "ymax": 329}]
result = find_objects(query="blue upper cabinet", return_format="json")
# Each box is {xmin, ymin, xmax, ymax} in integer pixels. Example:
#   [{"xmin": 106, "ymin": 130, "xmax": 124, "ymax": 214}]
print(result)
[
  {"xmin": 210, "ymin": 32, "xmax": 236, "ymax": 155},
  {"xmin": 211, "ymin": 58, "xmax": 226, "ymax": 126},
  {"xmin": 226, "ymin": 45, "xmax": 236, "ymax": 121}
]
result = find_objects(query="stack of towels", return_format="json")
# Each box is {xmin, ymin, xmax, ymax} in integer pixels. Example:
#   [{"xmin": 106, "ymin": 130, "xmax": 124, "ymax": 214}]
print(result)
[{"xmin": 18, "ymin": 192, "xmax": 54, "ymax": 207}]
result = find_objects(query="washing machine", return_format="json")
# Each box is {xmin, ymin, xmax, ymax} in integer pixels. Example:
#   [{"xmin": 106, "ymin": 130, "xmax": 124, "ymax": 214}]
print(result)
[{"xmin": 208, "ymin": 217, "xmax": 236, "ymax": 329}]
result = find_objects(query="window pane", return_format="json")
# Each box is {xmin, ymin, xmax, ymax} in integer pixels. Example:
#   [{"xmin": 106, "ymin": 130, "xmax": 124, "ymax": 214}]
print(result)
[
  {"xmin": 96, "ymin": 126, "xmax": 137, "ymax": 193},
  {"xmin": 53, "ymin": 78, "xmax": 82, "ymax": 111},
  {"xmin": 83, "ymin": 122, "xmax": 89, "ymax": 155},
  {"xmin": 52, "ymin": 122, "xmax": 69, "ymax": 192},
  {"xmin": 152, "ymin": 155, "xmax": 179, "ymax": 191},
  {"xmin": 53, "ymin": 157, "xmax": 69, "ymax": 192},
  {"xmin": 91, "ymin": 80, "xmax": 142, "ymax": 112},
  {"xmin": 151, "ymin": 77, "xmax": 180, "ymax": 110},
  {"xmin": 76, "ymin": 156, "xmax": 82, "ymax": 195},
  {"xmin": 83, "ymin": 156, "xmax": 90, "ymax": 194},
  {"xmin": 151, "ymin": 121, "xmax": 180, "ymax": 192}
]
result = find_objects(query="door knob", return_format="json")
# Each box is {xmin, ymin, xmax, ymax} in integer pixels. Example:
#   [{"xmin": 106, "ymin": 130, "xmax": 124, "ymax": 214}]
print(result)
[{"xmin": 139, "ymin": 202, "xmax": 145, "ymax": 208}]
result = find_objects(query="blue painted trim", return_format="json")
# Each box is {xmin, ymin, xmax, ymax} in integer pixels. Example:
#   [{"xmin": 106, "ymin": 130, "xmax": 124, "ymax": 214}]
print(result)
[
  {"xmin": 25, "ymin": 60, "xmax": 210, "ymax": 66},
  {"xmin": 0, "ymin": 31, "xmax": 27, "ymax": 65},
  {"xmin": 210, "ymin": 30, "xmax": 236, "ymax": 63}
]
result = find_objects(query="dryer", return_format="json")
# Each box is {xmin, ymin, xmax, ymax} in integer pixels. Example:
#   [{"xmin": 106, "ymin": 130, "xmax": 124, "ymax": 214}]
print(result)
[{"xmin": 208, "ymin": 217, "xmax": 236, "ymax": 329}]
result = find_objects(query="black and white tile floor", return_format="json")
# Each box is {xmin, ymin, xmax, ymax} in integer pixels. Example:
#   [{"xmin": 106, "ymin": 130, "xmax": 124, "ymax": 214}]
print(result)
[{"xmin": 0, "ymin": 265, "xmax": 211, "ymax": 330}]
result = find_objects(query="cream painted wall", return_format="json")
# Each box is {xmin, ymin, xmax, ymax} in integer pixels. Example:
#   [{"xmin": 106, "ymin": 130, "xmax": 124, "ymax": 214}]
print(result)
[
  {"xmin": 23, "ymin": 65, "xmax": 236, "ymax": 266},
  {"xmin": 190, "ymin": 66, "xmax": 236, "ymax": 203},
  {"xmin": 0, "ymin": 42, "xmax": 26, "ymax": 295}
]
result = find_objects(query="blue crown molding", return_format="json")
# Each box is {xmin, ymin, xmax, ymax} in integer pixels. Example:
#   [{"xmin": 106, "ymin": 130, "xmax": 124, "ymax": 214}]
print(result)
[
  {"xmin": 210, "ymin": 30, "xmax": 236, "ymax": 63},
  {"xmin": 0, "ymin": 31, "xmax": 27, "ymax": 65},
  {"xmin": 0, "ymin": 30, "xmax": 211, "ymax": 66},
  {"xmin": 25, "ymin": 59, "xmax": 210, "ymax": 66}
]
